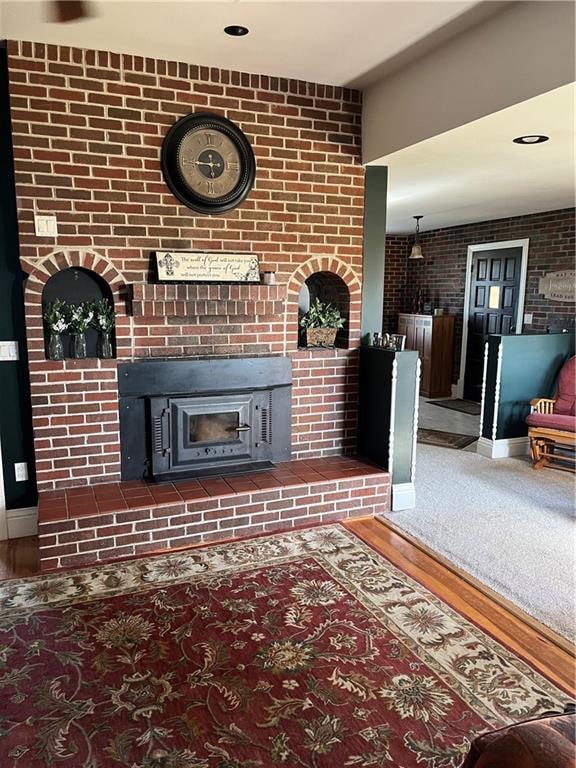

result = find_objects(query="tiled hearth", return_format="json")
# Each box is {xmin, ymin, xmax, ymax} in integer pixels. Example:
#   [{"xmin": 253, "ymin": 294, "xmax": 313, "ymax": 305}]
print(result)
[{"xmin": 38, "ymin": 457, "xmax": 390, "ymax": 571}]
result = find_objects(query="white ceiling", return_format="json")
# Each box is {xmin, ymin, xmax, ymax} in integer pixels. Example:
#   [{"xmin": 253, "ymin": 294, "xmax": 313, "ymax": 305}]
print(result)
[
  {"xmin": 376, "ymin": 83, "xmax": 576, "ymax": 234},
  {"xmin": 0, "ymin": 0, "xmax": 482, "ymax": 87}
]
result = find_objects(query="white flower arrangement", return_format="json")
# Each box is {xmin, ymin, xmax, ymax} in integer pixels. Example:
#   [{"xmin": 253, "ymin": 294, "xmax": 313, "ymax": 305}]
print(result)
[
  {"xmin": 91, "ymin": 298, "xmax": 115, "ymax": 332},
  {"xmin": 43, "ymin": 299, "xmax": 69, "ymax": 333},
  {"xmin": 67, "ymin": 302, "xmax": 94, "ymax": 334}
]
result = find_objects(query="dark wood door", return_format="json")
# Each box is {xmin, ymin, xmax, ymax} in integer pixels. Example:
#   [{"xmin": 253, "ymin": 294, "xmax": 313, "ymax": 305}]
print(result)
[{"xmin": 463, "ymin": 247, "xmax": 522, "ymax": 402}]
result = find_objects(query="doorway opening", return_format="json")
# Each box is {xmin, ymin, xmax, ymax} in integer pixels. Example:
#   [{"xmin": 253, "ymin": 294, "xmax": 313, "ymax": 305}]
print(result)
[{"xmin": 458, "ymin": 239, "xmax": 529, "ymax": 401}]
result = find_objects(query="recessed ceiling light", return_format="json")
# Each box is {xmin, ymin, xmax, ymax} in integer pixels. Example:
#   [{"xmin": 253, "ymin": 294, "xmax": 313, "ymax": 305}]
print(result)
[
  {"xmin": 513, "ymin": 135, "xmax": 549, "ymax": 144},
  {"xmin": 224, "ymin": 25, "xmax": 249, "ymax": 37}
]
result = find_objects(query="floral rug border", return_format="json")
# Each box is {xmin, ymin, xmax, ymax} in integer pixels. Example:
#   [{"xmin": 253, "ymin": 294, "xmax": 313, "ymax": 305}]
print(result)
[{"xmin": 0, "ymin": 524, "xmax": 569, "ymax": 730}]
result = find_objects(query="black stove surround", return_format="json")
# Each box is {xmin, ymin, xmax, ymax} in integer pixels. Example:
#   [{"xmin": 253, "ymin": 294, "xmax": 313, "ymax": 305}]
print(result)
[{"xmin": 118, "ymin": 357, "xmax": 292, "ymax": 481}]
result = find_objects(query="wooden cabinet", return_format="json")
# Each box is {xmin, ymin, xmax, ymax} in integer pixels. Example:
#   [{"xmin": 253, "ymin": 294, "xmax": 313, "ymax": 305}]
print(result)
[{"xmin": 397, "ymin": 314, "xmax": 455, "ymax": 398}]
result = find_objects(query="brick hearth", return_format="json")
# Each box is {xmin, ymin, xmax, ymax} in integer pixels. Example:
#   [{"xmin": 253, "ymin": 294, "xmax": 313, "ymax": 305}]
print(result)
[{"xmin": 38, "ymin": 457, "xmax": 390, "ymax": 571}]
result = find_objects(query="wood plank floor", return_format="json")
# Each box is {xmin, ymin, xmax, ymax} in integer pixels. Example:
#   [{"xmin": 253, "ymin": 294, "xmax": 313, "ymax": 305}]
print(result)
[
  {"xmin": 0, "ymin": 535, "xmax": 38, "ymax": 580},
  {"xmin": 1, "ymin": 520, "xmax": 574, "ymax": 693}
]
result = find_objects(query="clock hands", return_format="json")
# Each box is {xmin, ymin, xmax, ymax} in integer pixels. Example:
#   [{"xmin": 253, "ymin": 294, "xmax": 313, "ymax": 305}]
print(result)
[{"xmin": 194, "ymin": 153, "xmax": 222, "ymax": 178}]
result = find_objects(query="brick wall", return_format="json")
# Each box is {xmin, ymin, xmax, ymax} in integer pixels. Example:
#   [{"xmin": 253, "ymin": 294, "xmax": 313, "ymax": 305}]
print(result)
[
  {"xmin": 386, "ymin": 208, "xmax": 575, "ymax": 382},
  {"xmin": 7, "ymin": 41, "xmax": 365, "ymax": 490},
  {"xmin": 382, "ymin": 234, "xmax": 408, "ymax": 332}
]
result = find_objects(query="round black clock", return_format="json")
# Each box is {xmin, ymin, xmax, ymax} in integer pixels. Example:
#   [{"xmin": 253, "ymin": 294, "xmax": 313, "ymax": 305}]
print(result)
[{"xmin": 161, "ymin": 112, "xmax": 256, "ymax": 214}]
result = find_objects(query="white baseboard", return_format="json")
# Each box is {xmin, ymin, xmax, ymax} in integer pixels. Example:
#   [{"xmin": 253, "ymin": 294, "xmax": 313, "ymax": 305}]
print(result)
[
  {"xmin": 451, "ymin": 383, "xmax": 460, "ymax": 398},
  {"xmin": 392, "ymin": 482, "xmax": 416, "ymax": 511},
  {"xmin": 6, "ymin": 506, "xmax": 38, "ymax": 539},
  {"xmin": 477, "ymin": 436, "xmax": 530, "ymax": 459}
]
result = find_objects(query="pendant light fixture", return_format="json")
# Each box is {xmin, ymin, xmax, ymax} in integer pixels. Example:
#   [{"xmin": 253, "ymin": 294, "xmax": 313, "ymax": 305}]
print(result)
[{"xmin": 409, "ymin": 215, "xmax": 424, "ymax": 260}]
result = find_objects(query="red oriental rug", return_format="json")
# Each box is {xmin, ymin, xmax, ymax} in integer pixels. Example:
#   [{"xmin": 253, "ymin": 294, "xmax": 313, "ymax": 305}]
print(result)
[{"xmin": 0, "ymin": 525, "xmax": 569, "ymax": 767}]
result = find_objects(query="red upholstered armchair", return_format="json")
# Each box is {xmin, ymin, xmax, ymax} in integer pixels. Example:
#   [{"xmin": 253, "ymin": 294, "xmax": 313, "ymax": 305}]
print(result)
[
  {"xmin": 526, "ymin": 355, "xmax": 575, "ymax": 471},
  {"xmin": 461, "ymin": 708, "xmax": 576, "ymax": 768}
]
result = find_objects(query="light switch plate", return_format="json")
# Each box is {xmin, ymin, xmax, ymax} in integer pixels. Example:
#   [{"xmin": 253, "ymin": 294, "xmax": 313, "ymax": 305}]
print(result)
[
  {"xmin": 34, "ymin": 214, "xmax": 58, "ymax": 237},
  {"xmin": 0, "ymin": 340, "xmax": 19, "ymax": 361},
  {"xmin": 523, "ymin": 313, "xmax": 533, "ymax": 324},
  {"xmin": 15, "ymin": 462, "xmax": 28, "ymax": 482}
]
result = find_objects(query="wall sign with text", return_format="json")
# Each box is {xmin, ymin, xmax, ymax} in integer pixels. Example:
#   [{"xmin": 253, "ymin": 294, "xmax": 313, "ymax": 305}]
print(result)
[
  {"xmin": 154, "ymin": 251, "xmax": 260, "ymax": 283},
  {"xmin": 538, "ymin": 270, "xmax": 575, "ymax": 303}
]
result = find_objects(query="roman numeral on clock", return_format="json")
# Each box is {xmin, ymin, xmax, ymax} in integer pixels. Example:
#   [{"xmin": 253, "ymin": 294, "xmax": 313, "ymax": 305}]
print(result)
[
  {"xmin": 205, "ymin": 134, "xmax": 216, "ymax": 146},
  {"xmin": 226, "ymin": 161, "xmax": 239, "ymax": 170}
]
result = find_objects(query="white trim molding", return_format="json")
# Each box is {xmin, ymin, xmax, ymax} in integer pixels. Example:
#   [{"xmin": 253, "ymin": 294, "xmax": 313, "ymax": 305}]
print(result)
[
  {"xmin": 457, "ymin": 238, "xmax": 529, "ymax": 398},
  {"xmin": 6, "ymin": 506, "xmax": 38, "ymax": 539},
  {"xmin": 0, "ymin": 434, "xmax": 7, "ymax": 540},
  {"xmin": 478, "ymin": 340, "xmax": 489, "ymax": 439},
  {"xmin": 477, "ymin": 436, "xmax": 530, "ymax": 459},
  {"xmin": 392, "ymin": 482, "xmax": 416, "ymax": 510},
  {"xmin": 388, "ymin": 358, "xmax": 398, "ymax": 475},
  {"xmin": 410, "ymin": 357, "xmax": 421, "ymax": 484},
  {"xmin": 491, "ymin": 341, "xmax": 504, "ymax": 441}
]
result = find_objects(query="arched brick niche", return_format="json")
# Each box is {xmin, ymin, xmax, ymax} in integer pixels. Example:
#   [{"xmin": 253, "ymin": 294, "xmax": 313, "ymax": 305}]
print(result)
[
  {"xmin": 21, "ymin": 249, "xmax": 129, "ymax": 490},
  {"xmin": 23, "ymin": 249, "xmax": 129, "ymax": 364},
  {"xmin": 41, "ymin": 267, "xmax": 117, "ymax": 360},
  {"xmin": 286, "ymin": 257, "xmax": 361, "ymax": 350},
  {"xmin": 299, "ymin": 271, "xmax": 351, "ymax": 348}
]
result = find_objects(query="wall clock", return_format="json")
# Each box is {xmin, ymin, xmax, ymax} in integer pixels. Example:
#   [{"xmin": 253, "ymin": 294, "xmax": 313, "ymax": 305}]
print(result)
[{"xmin": 161, "ymin": 112, "xmax": 256, "ymax": 214}]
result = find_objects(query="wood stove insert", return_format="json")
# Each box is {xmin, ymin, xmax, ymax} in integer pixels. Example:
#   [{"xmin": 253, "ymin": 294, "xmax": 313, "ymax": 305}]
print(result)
[{"xmin": 119, "ymin": 357, "xmax": 291, "ymax": 481}]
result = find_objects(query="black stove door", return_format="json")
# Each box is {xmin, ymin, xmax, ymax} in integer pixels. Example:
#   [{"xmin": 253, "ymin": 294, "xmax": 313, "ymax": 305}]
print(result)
[{"xmin": 150, "ymin": 391, "xmax": 271, "ymax": 479}]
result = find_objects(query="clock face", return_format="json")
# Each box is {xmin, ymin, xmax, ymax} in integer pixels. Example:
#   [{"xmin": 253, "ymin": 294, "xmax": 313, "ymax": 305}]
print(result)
[
  {"xmin": 161, "ymin": 113, "xmax": 256, "ymax": 214},
  {"xmin": 178, "ymin": 128, "xmax": 242, "ymax": 200}
]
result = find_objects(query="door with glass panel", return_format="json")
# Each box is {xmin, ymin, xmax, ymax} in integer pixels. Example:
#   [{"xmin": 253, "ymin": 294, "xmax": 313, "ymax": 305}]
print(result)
[{"xmin": 464, "ymin": 247, "xmax": 522, "ymax": 402}]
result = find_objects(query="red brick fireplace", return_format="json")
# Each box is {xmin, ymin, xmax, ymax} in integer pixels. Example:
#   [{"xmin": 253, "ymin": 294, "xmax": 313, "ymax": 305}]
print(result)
[{"xmin": 7, "ymin": 40, "xmax": 390, "ymax": 569}]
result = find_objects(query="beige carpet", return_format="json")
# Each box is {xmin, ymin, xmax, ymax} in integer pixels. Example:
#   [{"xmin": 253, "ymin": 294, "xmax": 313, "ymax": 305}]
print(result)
[{"xmin": 383, "ymin": 445, "xmax": 576, "ymax": 640}]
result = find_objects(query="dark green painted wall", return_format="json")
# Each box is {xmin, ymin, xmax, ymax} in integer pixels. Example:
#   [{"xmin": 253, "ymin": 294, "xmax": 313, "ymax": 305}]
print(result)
[
  {"xmin": 361, "ymin": 166, "xmax": 387, "ymax": 339},
  {"xmin": 481, "ymin": 333, "xmax": 574, "ymax": 440},
  {"xmin": 0, "ymin": 42, "xmax": 37, "ymax": 509}
]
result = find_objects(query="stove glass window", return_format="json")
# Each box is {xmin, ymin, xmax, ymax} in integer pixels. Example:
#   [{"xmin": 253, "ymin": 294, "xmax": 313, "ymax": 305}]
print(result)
[{"xmin": 188, "ymin": 412, "xmax": 239, "ymax": 444}]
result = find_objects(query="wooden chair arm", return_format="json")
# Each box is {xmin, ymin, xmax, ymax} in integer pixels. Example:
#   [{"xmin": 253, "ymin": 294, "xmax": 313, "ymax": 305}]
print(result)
[{"xmin": 530, "ymin": 397, "xmax": 556, "ymax": 414}]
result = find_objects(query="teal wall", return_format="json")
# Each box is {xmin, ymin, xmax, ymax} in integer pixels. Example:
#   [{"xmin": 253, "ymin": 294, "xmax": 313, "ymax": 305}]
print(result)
[
  {"xmin": 361, "ymin": 166, "xmax": 387, "ymax": 340},
  {"xmin": 0, "ymin": 43, "xmax": 37, "ymax": 509},
  {"xmin": 481, "ymin": 333, "xmax": 574, "ymax": 440}
]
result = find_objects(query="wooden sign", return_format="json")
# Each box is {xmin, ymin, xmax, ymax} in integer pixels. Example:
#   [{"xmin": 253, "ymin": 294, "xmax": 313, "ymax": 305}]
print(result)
[
  {"xmin": 538, "ymin": 270, "xmax": 575, "ymax": 303},
  {"xmin": 155, "ymin": 251, "xmax": 260, "ymax": 283}
]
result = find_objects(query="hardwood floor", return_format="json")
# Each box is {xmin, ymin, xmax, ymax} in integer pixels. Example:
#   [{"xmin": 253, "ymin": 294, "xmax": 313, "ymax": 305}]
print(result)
[
  {"xmin": 1, "ymin": 520, "xmax": 574, "ymax": 694},
  {"xmin": 0, "ymin": 535, "xmax": 39, "ymax": 580}
]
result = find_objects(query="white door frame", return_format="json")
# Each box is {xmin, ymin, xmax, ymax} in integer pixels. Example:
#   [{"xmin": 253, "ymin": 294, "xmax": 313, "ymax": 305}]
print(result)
[{"xmin": 456, "ymin": 238, "xmax": 529, "ymax": 398}]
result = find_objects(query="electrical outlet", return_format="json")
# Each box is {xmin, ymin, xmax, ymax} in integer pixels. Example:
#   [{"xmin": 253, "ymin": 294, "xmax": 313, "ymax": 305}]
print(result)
[
  {"xmin": 0, "ymin": 341, "xmax": 19, "ymax": 361},
  {"xmin": 34, "ymin": 214, "xmax": 58, "ymax": 237},
  {"xmin": 14, "ymin": 462, "xmax": 28, "ymax": 482}
]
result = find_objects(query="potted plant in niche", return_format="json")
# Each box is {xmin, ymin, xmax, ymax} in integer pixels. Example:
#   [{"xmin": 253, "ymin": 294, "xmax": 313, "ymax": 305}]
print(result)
[
  {"xmin": 299, "ymin": 297, "xmax": 345, "ymax": 348},
  {"xmin": 91, "ymin": 298, "xmax": 115, "ymax": 359},
  {"xmin": 43, "ymin": 298, "xmax": 68, "ymax": 360},
  {"xmin": 67, "ymin": 301, "xmax": 94, "ymax": 359}
]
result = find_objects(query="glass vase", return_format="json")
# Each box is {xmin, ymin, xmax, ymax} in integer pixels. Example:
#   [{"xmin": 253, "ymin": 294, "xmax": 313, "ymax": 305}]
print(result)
[
  {"xmin": 48, "ymin": 331, "xmax": 64, "ymax": 361},
  {"xmin": 72, "ymin": 333, "xmax": 87, "ymax": 359},
  {"xmin": 98, "ymin": 330, "xmax": 113, "ymax": 359}
]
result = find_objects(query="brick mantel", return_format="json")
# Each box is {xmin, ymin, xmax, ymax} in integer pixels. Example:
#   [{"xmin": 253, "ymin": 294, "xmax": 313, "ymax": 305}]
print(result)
[{"xmin": 130, "ymin": 282, "xmax": 288, "ymax": 358}]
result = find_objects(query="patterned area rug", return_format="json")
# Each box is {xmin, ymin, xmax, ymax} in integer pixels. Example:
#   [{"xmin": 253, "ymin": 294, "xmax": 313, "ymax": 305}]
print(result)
[
  {"xmin": 418, "ymin": 428, "xmax": 478, "ymax": 449},
  {"xmin": 0, "ymin": 526, "xmax": 568, "ymax": 767},
  {"xmin": 429, "ymin": 399, "xmax": 482, "ymax": 416}
]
